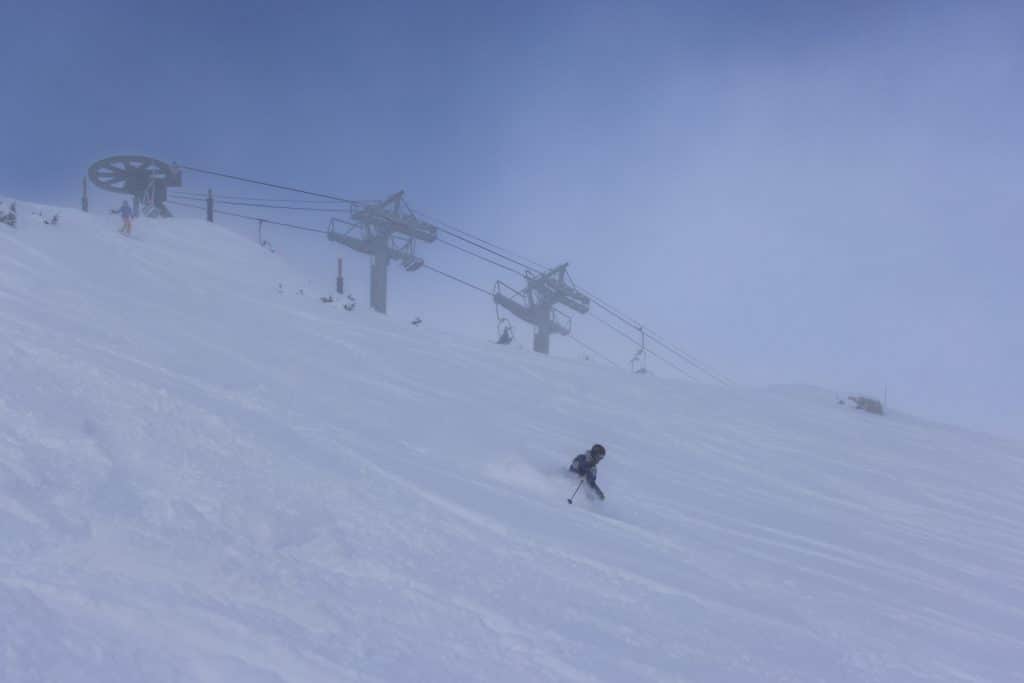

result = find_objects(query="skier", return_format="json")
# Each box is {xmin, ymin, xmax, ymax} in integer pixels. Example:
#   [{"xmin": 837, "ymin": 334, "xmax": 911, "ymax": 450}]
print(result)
[
  {"xmin": 569, "ymin": 444, "xmax": 606, "ymax": 500},
  {"xmin": 117, "ymin": 200, "xmax": 133, "ymax": 236}
]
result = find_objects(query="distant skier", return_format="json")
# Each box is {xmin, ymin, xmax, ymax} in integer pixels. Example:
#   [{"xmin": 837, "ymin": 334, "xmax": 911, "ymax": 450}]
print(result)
[
  {"xmin": 569, "ymin": 444, "xmax": 606, "ymax": 500},
  {"xmin": 116, "ymin": 200, "xmax": 133, "ymax": 236}
]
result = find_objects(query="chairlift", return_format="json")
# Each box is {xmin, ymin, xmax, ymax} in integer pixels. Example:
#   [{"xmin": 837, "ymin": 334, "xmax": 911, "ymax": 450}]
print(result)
[
  {"xmin": 630, "ymin": 326, "xmax": 648, "ymax": 374},
  {"xmin": 402, "ymin": 256, "xmax": 424, "ymax": 272},
  {"xmin": 496, "ymin": 318, "xmax": 514, "ymax": 345}
]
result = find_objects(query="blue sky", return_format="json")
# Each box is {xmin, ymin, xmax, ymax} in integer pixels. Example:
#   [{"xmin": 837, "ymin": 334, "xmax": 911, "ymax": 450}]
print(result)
[{"xmin": 3, "ymin": 0, "xmax": 1022, "ymax": 440}]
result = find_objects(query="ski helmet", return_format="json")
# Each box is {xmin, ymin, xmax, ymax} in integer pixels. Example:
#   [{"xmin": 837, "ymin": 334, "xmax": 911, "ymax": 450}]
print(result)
[{"xmin": 590, "ymin": 444, "xmax": 606, "ymax": 460}]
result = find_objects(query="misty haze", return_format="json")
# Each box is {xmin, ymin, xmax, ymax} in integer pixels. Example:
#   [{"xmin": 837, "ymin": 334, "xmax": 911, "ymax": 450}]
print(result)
[{"xmin": 2, "ymin": 2, "xmax": 1022, "ymax": 681}]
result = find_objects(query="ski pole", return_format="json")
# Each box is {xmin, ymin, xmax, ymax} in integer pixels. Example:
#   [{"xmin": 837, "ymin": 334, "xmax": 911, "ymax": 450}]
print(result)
[{"xmin": 567, "ymin": 478, "xmax": 584, "ymax": 504}]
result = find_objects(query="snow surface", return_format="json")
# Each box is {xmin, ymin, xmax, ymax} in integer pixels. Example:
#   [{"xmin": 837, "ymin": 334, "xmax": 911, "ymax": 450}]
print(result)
[{"xmin": 1, "ymin": 200, "xmax": 1023, "ymax": 682}]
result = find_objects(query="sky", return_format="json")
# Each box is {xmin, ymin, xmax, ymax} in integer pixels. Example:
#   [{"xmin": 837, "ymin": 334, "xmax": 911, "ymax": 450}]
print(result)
[{"xmin": 2, "ymin": 0, "xmax": 1022, "ymax": 441}]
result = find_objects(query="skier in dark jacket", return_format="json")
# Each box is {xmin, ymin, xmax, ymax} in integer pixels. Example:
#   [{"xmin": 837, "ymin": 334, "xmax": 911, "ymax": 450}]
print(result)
[{"xmin": 569, "ymin": 444, "xmax": 606, "ymax": 500}]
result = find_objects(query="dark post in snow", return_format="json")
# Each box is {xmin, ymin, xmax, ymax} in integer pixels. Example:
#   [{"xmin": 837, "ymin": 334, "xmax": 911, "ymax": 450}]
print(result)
[
  {"xmin": 81, "ymin": 177, "xmax": 89, "ymax": 212},
  {"xmin": 336, "ymin": 257, "xmax": 345, "ymax": 294},
  {"xmin": 206, "ymin": 189, "xmax": 214, "ymax": 222}
]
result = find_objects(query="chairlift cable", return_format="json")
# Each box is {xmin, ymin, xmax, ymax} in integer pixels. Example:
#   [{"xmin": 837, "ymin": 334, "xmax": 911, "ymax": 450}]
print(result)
[
  {"xmin": 587, "ymin": 312, "xmax": 701, "ymax": 382},
  {"xmin": 165, "ymin": 200, "xmax": 336, "ymax": 234},
  {"xmin": 421, "ymin": 264, "xmax": 492, "ymax": 296},
  {"xmin": 568, "ymin": 334, "xmax": 621, "ymax": 369},
  {"xmin": 435, "ymin": 237, "xmax": 523, "ymax": 275},
  {"xmin": 170, "ymin": 191, "xmax": 349, "ymax": 204},
  {"xmin": 415, "ymin": 208, "xmax": 552, "ymax": 272},
  {"xmin": 178, "ymin": 165, "xmax": 359, "ymax": 205}
]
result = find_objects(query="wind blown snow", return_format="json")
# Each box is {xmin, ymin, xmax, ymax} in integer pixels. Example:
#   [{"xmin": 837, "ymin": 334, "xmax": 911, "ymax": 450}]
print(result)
[{"xmin": 1, "ymin": 201, "xmax": 1022, "ymax": 682}]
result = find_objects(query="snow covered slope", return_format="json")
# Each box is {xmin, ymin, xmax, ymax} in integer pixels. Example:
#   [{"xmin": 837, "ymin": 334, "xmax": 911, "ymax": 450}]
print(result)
[{"xmin": 2, "ymin": 201, "xmax": 1022, "ymax": 682}]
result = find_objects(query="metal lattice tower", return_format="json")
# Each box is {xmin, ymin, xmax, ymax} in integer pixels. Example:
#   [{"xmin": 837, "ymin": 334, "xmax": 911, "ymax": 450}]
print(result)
[
  {"xmin": 493, "ymin": 263, "xmax": 590, "ymax": 354},
  {"xmin": 327, "ymin": 191, "xmax": 438, "ymax": 314}
]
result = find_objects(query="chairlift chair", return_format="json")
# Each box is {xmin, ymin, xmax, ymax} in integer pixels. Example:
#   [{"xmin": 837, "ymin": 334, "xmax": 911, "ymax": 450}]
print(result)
[{"xmin": 496, "ymin": 318, "xmax": 514, "ymax": 345}]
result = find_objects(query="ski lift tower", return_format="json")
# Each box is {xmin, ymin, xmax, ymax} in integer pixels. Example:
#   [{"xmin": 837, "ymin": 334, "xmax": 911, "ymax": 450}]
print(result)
[
  {"xmin": 327, "ymin": 191, "xmax": 438, "ymax": 314},
  {"xmin": 493, "ymin": 263, "xmax": 590, "ymax": 354}
]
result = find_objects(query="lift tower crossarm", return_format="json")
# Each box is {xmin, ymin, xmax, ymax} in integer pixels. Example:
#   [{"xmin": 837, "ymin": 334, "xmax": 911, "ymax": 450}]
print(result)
[{"xmin": 524, "ymin": 263, "xmax": 590, "ymax": 313}]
